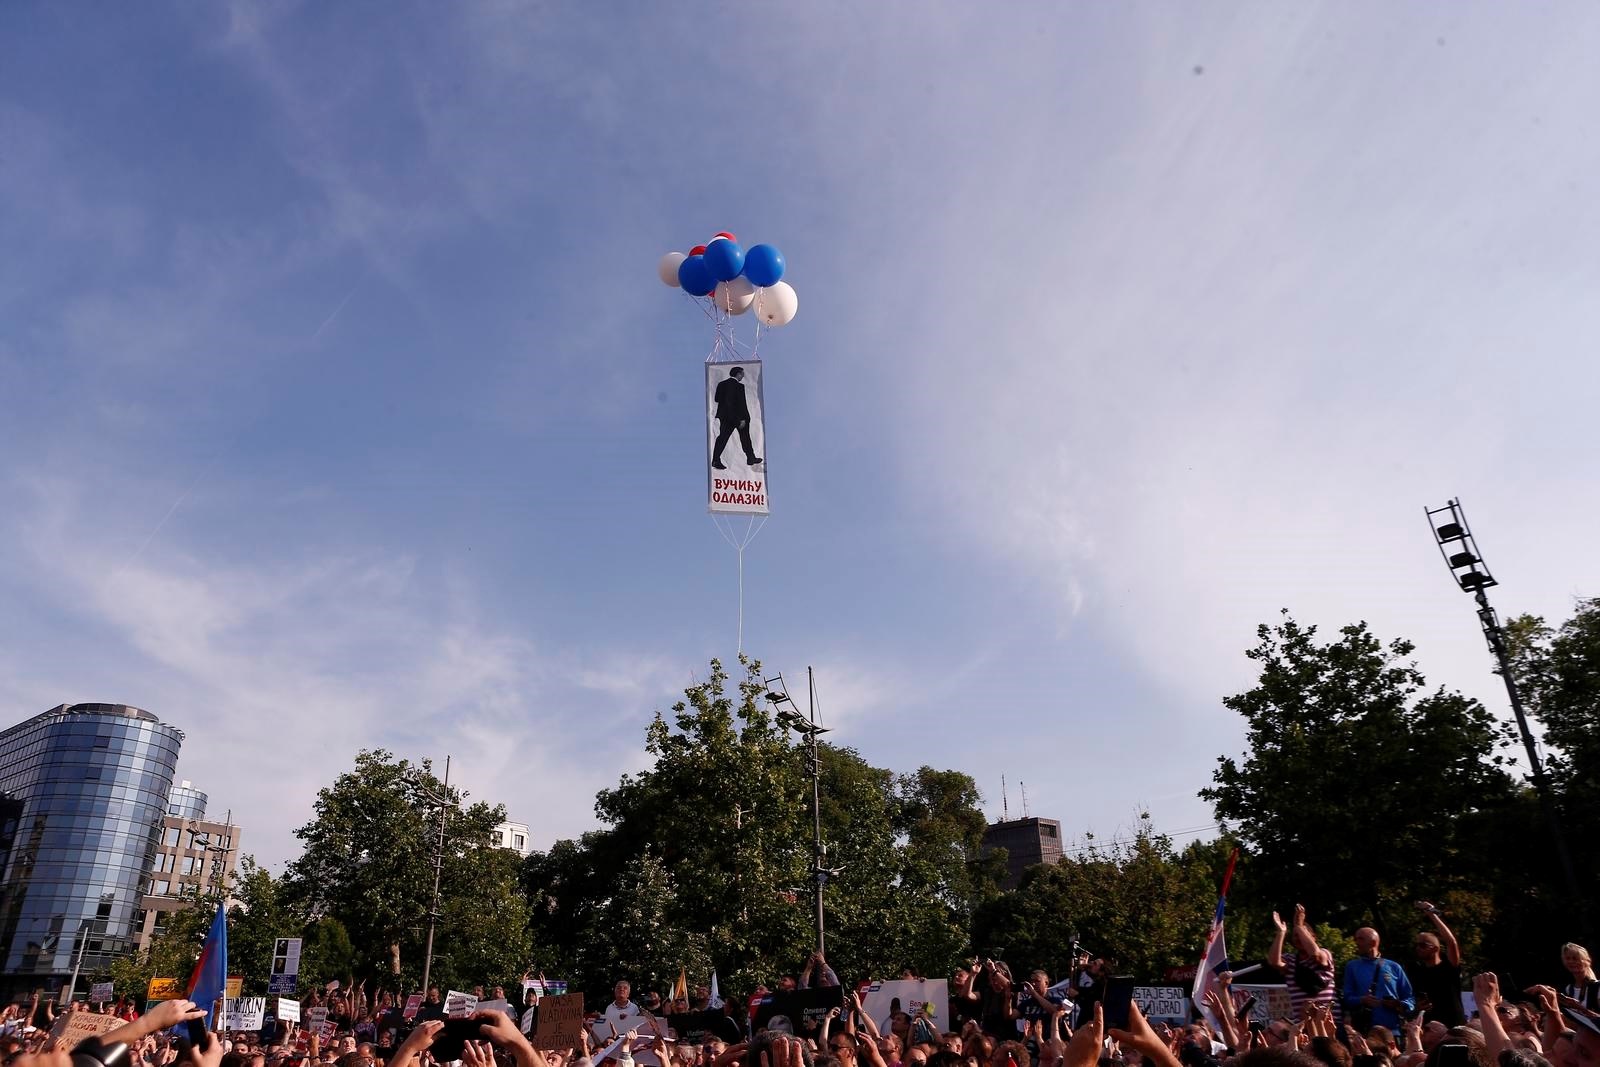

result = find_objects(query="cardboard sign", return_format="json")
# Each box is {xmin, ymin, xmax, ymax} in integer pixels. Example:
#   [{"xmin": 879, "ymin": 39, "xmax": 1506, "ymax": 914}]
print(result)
[
  {"xmin": 752, "ymin": 986, "xmax": 844, "ymax": 1032},
  {"xmin": 276, "ymin": 998, "xmax": 301, "ymax": 1023},
  {"xmin": 402, "ymin": 995, "xmax": 423, "ymax": 1021},
  {"xmin": 1133, "ymin": 987, "xmax": 1190, "ymax": 1023},
  {"xmin": 225, "ymin": 997, "xmax": 268, "ymax": 1031},
  {"xmin": 49, "ymin": 1013, "xmax": 122, "ymax": 1052},
  {"xmin": 226, "ymin": 977, "xmax": 244, "ymax": 999},
  {"xmin": 446, "ymin": 991, "xmax": 478, "ymax": 1019},
  {"xmin": 148, "ymin": 978, "xmax": 182, "ymax": 1001},
  {"xmin": 1233, "ymin": 985, "xmax": 1292, "ymax": 1025},
  {"xmin": 532, "ymin": 992, "xmax": 586, "ymax": 1051}
]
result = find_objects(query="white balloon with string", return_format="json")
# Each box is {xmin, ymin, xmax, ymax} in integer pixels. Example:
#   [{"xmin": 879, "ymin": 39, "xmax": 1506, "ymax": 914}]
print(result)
[
  {"xmin": 657, "ymin": 252, "xmax": 686, "ymax": 287},
  {"xmin": 713, "ymin": 277, "xmax": 756, "ymax": 315},
  {"xmin": 752, "ymin": 281, "xmax": 798, "ymax": 326}
]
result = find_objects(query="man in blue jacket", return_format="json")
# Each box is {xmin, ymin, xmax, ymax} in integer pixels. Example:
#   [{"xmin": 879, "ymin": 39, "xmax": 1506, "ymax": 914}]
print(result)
[{"xmin": 1343, "ymin": 927, "xmax": 1415, "ymax": 1033}]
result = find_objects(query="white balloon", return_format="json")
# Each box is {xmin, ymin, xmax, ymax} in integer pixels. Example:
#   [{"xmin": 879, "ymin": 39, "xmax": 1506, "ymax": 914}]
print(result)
[
  {"xmin": 714, "ymin": 276, "xmax": 756, "ymax": 314},
  {"xmin": 754, "ymin": 281, "xmax": 798, "ymax": 326},
  {"xmin": 657, "ymin": 252, "xmax": 686, "ymax": 287}
]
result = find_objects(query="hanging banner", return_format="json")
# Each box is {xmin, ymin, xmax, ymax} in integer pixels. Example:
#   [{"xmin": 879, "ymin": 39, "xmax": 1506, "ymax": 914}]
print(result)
[{"xmin": 707, "ymin": 361, "xmax": 769, "ymax": 515}]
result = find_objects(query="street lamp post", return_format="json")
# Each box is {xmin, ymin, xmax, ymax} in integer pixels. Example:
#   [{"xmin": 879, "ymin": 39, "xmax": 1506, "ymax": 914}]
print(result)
[
  {"xmin": 766, "ymin": 669, "xmax": 837, "ymax": 955},
  {"xmin": 419, "ymin": 756, "xmax": 451, "ymax": 998},
  {"xmin": 1426, "ymin": 498, "xmax": 1586, "ymax": 938}
]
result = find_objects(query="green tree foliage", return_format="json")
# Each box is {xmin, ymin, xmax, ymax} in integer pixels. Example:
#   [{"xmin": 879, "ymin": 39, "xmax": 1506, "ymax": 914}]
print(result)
[
  {"xmin": 970, "ymin": 815, "xmax": 1214, "ymax": 980},
  {"xmin": 108, "ymin": 888, "xmax": 216, "ymax": 998},
  {"xmin": 526, "ymin": 659, "xmax": 994, "ymax": 997},
  {"xmin": 1201, "ymin": 612, "xmax": 1527, "ymax": 963},
  {"xmin": 1507, "ymin": 599, "xmax": 1600, "ymax": 840},
  {"xmin": 286, "ymin": 750, "xmax": 530, "ymax": 990}
]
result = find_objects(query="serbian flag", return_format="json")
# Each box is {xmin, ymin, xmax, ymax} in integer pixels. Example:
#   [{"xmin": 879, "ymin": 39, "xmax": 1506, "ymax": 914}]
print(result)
[
  {"xmin": 1191, "ymin": 848, "xmax": 1238, "ymax": 1028},
  {"xmin": 186, "ymin": 904, "xmax": 229, "ymax": 1026}
]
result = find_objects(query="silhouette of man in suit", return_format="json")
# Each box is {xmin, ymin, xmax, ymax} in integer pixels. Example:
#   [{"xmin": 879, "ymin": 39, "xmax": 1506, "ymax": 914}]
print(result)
[{"xmin": 712, "ymin": 366, "xmax": 762, "ymax": 469}]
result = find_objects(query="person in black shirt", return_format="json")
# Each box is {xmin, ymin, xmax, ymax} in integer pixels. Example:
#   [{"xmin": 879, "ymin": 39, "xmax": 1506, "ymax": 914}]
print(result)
[
  {"xmin": 1410, "ymin": 900, "xmax": 1464, "ymax": 1027},
  {"xmin": 711, "ymin": 367, "xmax": 762, "ymax": 470}
]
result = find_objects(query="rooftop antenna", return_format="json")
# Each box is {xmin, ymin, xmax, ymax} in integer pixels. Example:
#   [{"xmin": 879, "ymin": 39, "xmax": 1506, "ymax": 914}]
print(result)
[
  {"xmin": 1021, "ymin": 781, "xmax": 1030, "ymax": 819},
  {"xmin": 1001, "ymin": 774, "xmax": 1009, "ymax": 822}
]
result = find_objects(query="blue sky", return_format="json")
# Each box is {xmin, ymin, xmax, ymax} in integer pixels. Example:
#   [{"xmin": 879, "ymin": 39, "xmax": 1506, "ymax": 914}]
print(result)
[{"xmin": 3, "ymin": 3, "xmax": 1599, "ymax": 869}]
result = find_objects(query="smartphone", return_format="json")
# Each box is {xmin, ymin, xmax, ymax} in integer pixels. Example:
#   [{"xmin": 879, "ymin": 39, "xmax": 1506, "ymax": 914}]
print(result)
[
  {"xmin": 431, "ymin": 1018, "xmax": 485, "ymax": 1062},
  {"xmin": 179, "ymin": 1019, "xmax": 209, "ymax": 1050},
  {"xmin": 1234, "ymin": 996, "xmax": 1259, "ymax": 1023},
  {"xmin": 1103, "ymin": 977, "xmax": 1136, "ymax": 1032}
]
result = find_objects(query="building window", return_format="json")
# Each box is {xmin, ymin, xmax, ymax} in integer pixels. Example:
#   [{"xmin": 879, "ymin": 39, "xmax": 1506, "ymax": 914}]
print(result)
[
  {"xmin": 1042, "ymin": 824, "xmax": 1057, "ymax": 838},
  {"xmin": 493, "ymin": 832, "xmax": 503, "ymax": 847},
  {"xmin": 153, "ymin": 881, "xmax": 170, "ymax": 896},
  {"xmin": 164, "ymin": 827, "xmax": 180, "ymax": 847},
  {"xmin": 513, "ymin": 835, "xmax": 526, "ymax": 851}
]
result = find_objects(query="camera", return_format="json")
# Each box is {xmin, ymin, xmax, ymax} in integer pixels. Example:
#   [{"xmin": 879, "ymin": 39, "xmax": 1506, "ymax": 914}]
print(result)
[{"xmin": 72, "ymin": 1038, "xmax": 131, "ymax": 1067}]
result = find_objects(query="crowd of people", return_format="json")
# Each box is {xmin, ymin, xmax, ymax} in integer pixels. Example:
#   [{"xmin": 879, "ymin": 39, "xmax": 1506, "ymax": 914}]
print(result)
[{"xmin": 0, "ymin": 904, "xmax": 1594, "ymax": 1067}]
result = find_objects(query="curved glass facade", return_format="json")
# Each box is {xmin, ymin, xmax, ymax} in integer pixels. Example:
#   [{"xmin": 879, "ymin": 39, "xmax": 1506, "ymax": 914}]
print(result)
[
  {"xmin": 0, "ymin": 704, "xmax": 183, "ymax": 982},
  {"xmin": 167, "ymin": 782, "xmax": 208, "ymax": 821}
]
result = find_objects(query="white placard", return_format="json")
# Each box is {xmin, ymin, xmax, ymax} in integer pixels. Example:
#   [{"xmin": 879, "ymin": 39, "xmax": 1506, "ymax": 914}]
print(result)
[
  {"xmin": 306, "ymin": 1007, "xmax": 328, "ymax": 1030},
  {"xmin": 860, "ymin": 980, "xmax": 950, "ymax": 1034},
  {"xmin": 446, "ymin": 990, "xmax": 478, "ymax": 1019},
  {"xmin": 225, "ymin": 997, "xmax": 268, "ymax": 1031},
  {"xmin": 706, "ymin": 361, "xmax": 769, "ymax": 515},
  {"xmin": 1133, "ymin": 987, "xmax": 1190, "ymax": 1022},
  {"xmin": 276, "ymin": 998, "xmax": 301, "ymax": 1022}
]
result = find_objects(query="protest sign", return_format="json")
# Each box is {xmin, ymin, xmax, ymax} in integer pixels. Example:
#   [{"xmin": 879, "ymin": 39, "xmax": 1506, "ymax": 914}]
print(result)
[
  {"xmin": 478, "ymin": 999, "xmax": 514, "ymax": 1018},
  {"xmin": 667, "ymin": 1011, "xmax": 742, "ymax": 1046},
  {"xmin": 319, "ymin": 1022, "xmax": 338, "ymax": 1042},
  {"xmin": 403, "ymin": 995, "xmax": 423, "ymax": 1021},
  {"xmin": 89, "ymin": 982, "xmax": 114, "ymax": 1004},
  {"xmin": 446, "ymin": 991, "xmax": 478, "ymax": 1019},
  {"xmin": 306, "ymin": 1007, "xmax": 328, "ymax": 1031},
  {"xmin": 752, "ymin": 986, "xmax": 844, "ymax": 1032},
  {"xmin": 860, "ymin": 981, "xmax": 949, "ymax": 1035},
  {"xmin": 1233, "ymin": 985, "xmax": 1292, "ymax": 1025},
  {"xmin": 276, "ymin": 998, "xmax": 301, "ymax": 1023},
  {"xmin": 532, "ymin": 992, "xmax": 586, "ymax": 1051},
  {"xmin": 148, "ymin": 978, "xmax": 181, "ymax": 1001},
  {"xmin": 226, "ymin": 977, "xmax": 244, "ymax": 1000},
  {"xmin": 49, "ymin": 1013, "xmax": 121, "ymax": 1052},
  {"xmin": 225, "ymin": 998, "xmax": 268, "ymax": 1031},
  {"xmin": 269, "ymin": 938, "xmax": 302, "ymax": 995},
  {"xmin": 1133, "ymin": 987, "xmax": 1190, "ymax": 1023}
]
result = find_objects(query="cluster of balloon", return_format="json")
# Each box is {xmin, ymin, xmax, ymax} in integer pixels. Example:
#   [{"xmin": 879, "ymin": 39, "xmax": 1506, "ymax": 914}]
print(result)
[{"xmin": 657, "ymin": 233, "xmax": 798, "ymax": 327}]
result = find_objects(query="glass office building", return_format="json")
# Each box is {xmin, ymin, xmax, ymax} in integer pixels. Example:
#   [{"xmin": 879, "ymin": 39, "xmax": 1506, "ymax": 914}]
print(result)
[
  {"xmin": 167, "ymin": 780, "xmax": 208, "ymax": 821},
  {"xmin": 0, "ymin": 704, "xmax": 183, "ymax": 990}
]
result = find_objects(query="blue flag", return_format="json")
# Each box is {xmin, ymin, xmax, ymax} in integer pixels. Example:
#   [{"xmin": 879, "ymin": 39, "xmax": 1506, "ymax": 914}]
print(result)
[{"xmin": 185, "ymin": 904, "xmax": 228, "ymax": 1026}]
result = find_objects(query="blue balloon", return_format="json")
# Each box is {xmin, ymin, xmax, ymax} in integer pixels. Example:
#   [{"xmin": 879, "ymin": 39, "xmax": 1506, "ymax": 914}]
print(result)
[
  {"xmin": 743, "ymin": 244, "xmax": 785, "ymax": 287},
  {"xmin": 677, "ymin": 255, "xmax": 716, "ymax": 296},
  {"xmin": 703, "ymin": 240, "xmax": 745, "ymax": 282}
]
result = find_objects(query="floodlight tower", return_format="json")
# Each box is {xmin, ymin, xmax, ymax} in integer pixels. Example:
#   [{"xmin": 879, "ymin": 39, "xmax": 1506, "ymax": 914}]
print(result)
[{"xmin": 1426, "ymin": 499, "xmax": 1585, "ymax": 929}]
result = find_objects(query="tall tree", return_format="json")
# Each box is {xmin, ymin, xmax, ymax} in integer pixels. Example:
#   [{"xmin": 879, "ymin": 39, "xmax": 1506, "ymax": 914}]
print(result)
[
  {"xmin": 286, "ymin": 749, "xmax": 527, "ymax": 989},
  {"xmin": 1201, "ymin": 612, "xmax": 1521, "ymax": 948}
]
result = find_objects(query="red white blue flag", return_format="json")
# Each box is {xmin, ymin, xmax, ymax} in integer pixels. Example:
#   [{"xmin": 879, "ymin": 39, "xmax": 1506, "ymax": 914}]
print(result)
[{"xmin": 1191, "ymin": 848, "xmax": 1238, "ymax": 1027}]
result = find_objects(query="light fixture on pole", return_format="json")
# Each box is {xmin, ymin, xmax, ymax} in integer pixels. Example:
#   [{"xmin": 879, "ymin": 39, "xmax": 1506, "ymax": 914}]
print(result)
[
  {"xmin": 417, "ymin": 756, "xmax": 451, "ymax": 998},
  {"xmin": 765, "ymin": 670, "xmax": 835, "ymax": 954},
  {"xmin": 1425, "ymin": 498, "xmax": 1585, "ymax": 934}
]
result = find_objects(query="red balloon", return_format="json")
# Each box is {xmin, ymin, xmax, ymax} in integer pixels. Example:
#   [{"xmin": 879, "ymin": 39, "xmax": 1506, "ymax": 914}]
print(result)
[
  {"xmin": 689, "ymin": 244, "xmax": 707, "ymax": 256},
  {"xmin": 713, "ymin": 231, "xmax": 737, "ymax": 242}
]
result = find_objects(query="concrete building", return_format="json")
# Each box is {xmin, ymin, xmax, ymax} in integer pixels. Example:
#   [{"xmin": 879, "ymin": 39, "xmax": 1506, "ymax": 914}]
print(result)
[
  {"xmin": 0, "ymin": 704, "xmax": 184, "ymax": 995},
  {"xmin": 133, "ymin": 782, "xmax": 241, "ymax": 955},
  {"xmin": 981, "ymin": 816, "xmax": 1065, "ymax": 890},
  {"xmin": 491, "ymin": 820, "xmax": 531, "ymax": 857}
]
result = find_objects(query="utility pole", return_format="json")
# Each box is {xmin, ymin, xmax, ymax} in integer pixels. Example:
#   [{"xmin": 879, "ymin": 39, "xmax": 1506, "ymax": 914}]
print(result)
[{"xmin": 807, "ymin": 667, "xmax": 825, "ymax": 955}]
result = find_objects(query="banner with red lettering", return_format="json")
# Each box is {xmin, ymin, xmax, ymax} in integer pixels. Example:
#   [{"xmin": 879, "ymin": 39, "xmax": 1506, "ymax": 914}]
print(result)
[{"xmin": 706, "ymin": 360, "xmax": 769, "ymax": 514}]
